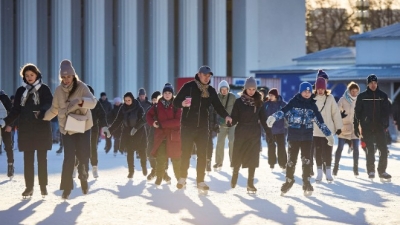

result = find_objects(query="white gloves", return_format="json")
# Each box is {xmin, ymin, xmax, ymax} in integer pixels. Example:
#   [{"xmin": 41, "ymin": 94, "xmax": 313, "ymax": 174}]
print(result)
[
  {"xmin": 130, "ymin": 127, "xmax": 138, "ymax": 136},
  {"xmin": 326, "ymin": 135, "xmax": 334, "ymax": 146},
  {"xmin": 0, "ymin": 119, "xmax": 5, "ymax": 128},
  {"xmin": 102, "ymin": 127, "xmax": 111, "ymax": 138},
  {"xmin": 266, "ymin": 116, "xmax": 276, "ymax": 128}
]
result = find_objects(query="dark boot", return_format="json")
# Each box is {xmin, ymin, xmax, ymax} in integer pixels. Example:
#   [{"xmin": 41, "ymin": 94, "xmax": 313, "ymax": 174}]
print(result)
[
  {"xmin": 353, "ymin": 162, "xmax": 359, "ymax": 176},
  {"xmin": 247, "ymin": 167, "xmax": 257, "ymax": 193},
  {"xmin": 40, "ymin": 185, "xmax": 48, "ymax": 196},
  {"xmin": 231, "ymin": 167, "xmax": 239, "ymax": 188},
  {"xmin": 62, "ymin": 189, "xmax": 71, "ymax": 200},
  {"xmin": 333, "ymin": 163, "xmax": 339, "ymax": 176},
  {"xmin": 22, "ymin": 187, "xmax": 34, "ymax": 198},
  {"xmin": 127, "ymin": 167, "xmax": 134, "ymax": 178}
]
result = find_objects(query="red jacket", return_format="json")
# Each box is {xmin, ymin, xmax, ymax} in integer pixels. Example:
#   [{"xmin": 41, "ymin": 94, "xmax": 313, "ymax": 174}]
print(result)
[{"xmin": 146, "ymin": 99, "xmax": 182, "ymax": 159}]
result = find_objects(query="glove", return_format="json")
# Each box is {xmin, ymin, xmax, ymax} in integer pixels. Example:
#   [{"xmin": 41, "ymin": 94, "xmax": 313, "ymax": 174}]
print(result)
[
  {"xmin": 266, "ymin": 116, "xmax": 276, "ymax": 128},
  {"xmin": 335, "ymin": 129, "xmax": 342, "ymax": 135},
  {"xmin": 341, "ymin": 110, "xmax": 347, "ymax": 118},
  {"xmin": 326, "ymin": 135, "xmax": 334, "ymax": 146},
  {"xmin": 130, "ymin": 127, "xmax": 138, "ymax": 136},
  {"xmin": 102, "ymin": 127, "xmax": 111, "ymax": 138},
  {"xmin": 0, "ymin": 119, "xmax": 5, "ymax": 128},
  {"xmin": 69, "ymin": 98, "xmax": 82, "ymax": 107}
]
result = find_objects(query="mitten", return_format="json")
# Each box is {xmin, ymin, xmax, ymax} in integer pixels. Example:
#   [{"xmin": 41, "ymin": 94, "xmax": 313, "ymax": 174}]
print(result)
[
  {"xmin": 266, "ymin": 116, "xmax": 276, "ymax": 128},
  {"xmin": 341, "ymin": 110, "xmax": 347, "ymax": 118},
  {"xmin": 335, "ymin": 129, "xmax": 342, "ymax": 135},
  {"xmin": 102, "ymin": 127, "xmax": 111, "ymax": 138},
  {"xmin": 0, "ymin": 119, "xmax": 5, "ymax": 128},
  {"xmin": 326, "ymin": 135, "xmax": 334, "ymax": 146},
  {"xmin": 130, "ymin": 127, "xmax": 138, "ymax": 136}
]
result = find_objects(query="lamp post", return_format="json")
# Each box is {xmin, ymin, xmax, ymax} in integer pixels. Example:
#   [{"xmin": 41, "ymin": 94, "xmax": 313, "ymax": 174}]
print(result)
[{"xmin": 356, "ymin": 0, "xmax": 370, "ymax": 33}]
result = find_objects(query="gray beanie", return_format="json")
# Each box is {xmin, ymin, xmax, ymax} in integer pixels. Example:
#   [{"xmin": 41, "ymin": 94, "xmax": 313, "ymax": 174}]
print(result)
[
  {"xmin": 244, "ymin": 77, "xmax": 257, "ymax": 89},
  {"xmin": 59, "ymin": 60, "xmax": 76, "ymax": 76}
]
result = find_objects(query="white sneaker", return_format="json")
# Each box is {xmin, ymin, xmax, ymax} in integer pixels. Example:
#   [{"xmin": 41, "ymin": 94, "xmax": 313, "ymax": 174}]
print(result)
[
  {"xmin": 92, "ymin": 166, "xmax": 99, "ymax": 178},
  {"xmin": 72, "ymin": 166, "xmax": 78, "ymax": 178}
]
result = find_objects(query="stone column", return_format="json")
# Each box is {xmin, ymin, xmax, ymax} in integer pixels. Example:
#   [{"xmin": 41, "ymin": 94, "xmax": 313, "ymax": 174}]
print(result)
[
  {"xmin": 117, "ymin": 0, "xmax": 138, "ymax": 95},
  {"xmin": 208, "ymin": 0, "xmax": 227, "ymax": 77},
  {"xmin": 179, "ymin": 0, "xmax": 200, "ymax": 77},
  {"xmin": 52, "ymin": 0, "xmax": 72, "ymax": 90},
  {"xmin": 84, "ymin": 0, "xmax": 105, "ymax": 93}
]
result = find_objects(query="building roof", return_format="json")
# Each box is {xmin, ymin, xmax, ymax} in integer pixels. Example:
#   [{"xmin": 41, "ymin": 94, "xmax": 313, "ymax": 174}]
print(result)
[
  {"xmin": 293, "ymin": 47, "xmax": 356, "ymax": 61},
  {"xmin": 351, "ymin": 22, "xmax": 400, "ymax": 40},
  {"xmin": 300, "ymin": 65, "xmax": 400, "ymax": 82}
]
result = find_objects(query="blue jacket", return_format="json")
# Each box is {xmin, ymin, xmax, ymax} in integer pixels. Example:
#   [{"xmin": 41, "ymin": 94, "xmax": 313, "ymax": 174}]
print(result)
[
  {"xmin": 264, "ymin": 99, "xmax": 287, "ymax": 135},
  {"xmin": 271, "ymin": 93, "xmax": 331, "ymax": 141}
]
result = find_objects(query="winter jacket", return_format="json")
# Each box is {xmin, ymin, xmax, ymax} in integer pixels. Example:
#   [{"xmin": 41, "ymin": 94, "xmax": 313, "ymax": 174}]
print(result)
[
  {"xmin": 354, "ymin": 86, "xmax": 390, "ymax": 133},
  {"xmin": 43, "ymin": 80, "xmax": 97, "ymax": 135},
  {"xmin": 173, "ymin": 74, "xmax": 229, "ymax": 128},
  {"xmin": 264, "ymin": 99, "xmax": 287, "ymax": 135},
  {"xmin": 231, "ymin": 92, "xmax": 269, "ymax": 168},
  {"xmin": 0, "ymin": 91, "xmax": 12, "ymax": 112},
  {"xmin": 271, "ymin": 93, "xmax": 331, "ymax": 141},
  {"xmin": 5, "ymin": 84, "xmax": 53, "ymax": 151},
  {"xmin": 146, "ymin": 98, "xmax": 182, "ymax": 159},
  {"xmin": 217, "ymin": 93, "xmax": 236, "ymax": 127},
  {"xmin": 338, "ymin": 90, "xmax": 358, "ymax": 139},
  {"xmin": 137, "ymin": 97, "xmax": 152, "ymax": 113},
  {"xmin": 91, "ymin": 101, "xmax": 107, "ymax": 130},
  {"xmin": 108, "ymin": 104, "xmax": 123, "ymax": 135},
  {"xmin": 99, "ymin": 98, "xmax": 112, "ymax": 114},
  {"xmin": 313, "ymin": 94, "xmax": 342, "ymax": 137}
]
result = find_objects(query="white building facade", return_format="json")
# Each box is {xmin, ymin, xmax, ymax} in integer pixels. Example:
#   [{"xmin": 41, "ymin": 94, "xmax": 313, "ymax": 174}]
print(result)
[{"xmin": 0, "ymin": 0, "xmax": 305, "ymax": 98}]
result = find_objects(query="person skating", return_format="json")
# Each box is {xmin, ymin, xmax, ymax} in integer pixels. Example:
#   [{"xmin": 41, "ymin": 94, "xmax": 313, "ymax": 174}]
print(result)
[
  {"xmin": 334, "ymin": 82, "xmax": 361, "ymax": 177},
  {"xmin": 43, "ymin": 60, "xmax": 97, "ymax": 200},
  {"xmin": 146, "ymin": 91, "xmax": 161, "ymax": 180},
  {"xmin": 0, "ymin": 90, "xmax": 14, "ymax": 179},
  {"xmin": 173, "ymin": 66, "xmax": 232, "ymax": 193},
  {"xmin": 136, "ymin": 88, "xmax": 152, "ymax": 174},
  {"xmin": 99, "ymin": 92, "xmax": 112, "ymax": 152},
  {"xmin": 230, "ymin": 77, "xmax": 269, "ymax": 194},
  {"xmin": 354, "ymin": 74, "xmax": 391, "ymax": 182},
  {"xmin": 267, "ymin": 82, "xmax": 333, "ymax": 196},
  {"xmin": 313, "ymin": 77, "xmax": 342, "ymax": 183},
  {"xmin": 108, "ymin": 97, "xmax": 123, "ymax": 155},
  {"xmin": 1, "ymin": 64, "xmax": 53, "ymax": 198},
  {"xmin": 104, "ymin": 92, "xmax": 146, "ymax": 179},
  {"xmin": 213, "ymin": 80, "xmax": 236, "ymax": 171},
  {"xmin": 146, "ymin": 83, "xmax": 182, "ymax": 187}
]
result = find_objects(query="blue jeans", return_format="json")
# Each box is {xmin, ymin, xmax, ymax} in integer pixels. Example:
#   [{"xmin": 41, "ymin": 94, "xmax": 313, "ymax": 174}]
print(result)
[{"xmin": 334, "ymin": 138, "xmax": 359, "ymax": 165}]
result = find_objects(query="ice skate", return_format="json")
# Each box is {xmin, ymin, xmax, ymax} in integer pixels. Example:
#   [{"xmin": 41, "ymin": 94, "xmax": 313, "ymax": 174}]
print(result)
[
  {"xmin": 176, "ymin": 178, "xmax": 186, "ymax": 189},
  {"xmin": 206, "ymin": 160, "xmax": 212, "ymax": 175},
  {"xmin": 231, "ymin": 172, "xmax": 239, "ymax": 188},
  {"xmin": 81, "ymin": 180, "xmax": 89, "ymax": 195},
  {"xmin": 353, "ymin": 165, "xmax": 359, "ymax": 178},
  {"xmin": 127, "ymin": 171, "xmax": 134, "ymax": 179},
  {"xmin": 40, "ymin": 186, "xmax": 48, "ymax": 198},
  {"xmin": 332, "ymin": 164, "xmax": 339, "ymax": 177},
  {"xmin": 155, "ymin": 176, "xmax": 163, "ymax": 187},
  {"xmin": 303, "ymin": 181, "xmax": 314, "ymax": 197},
  {"xmin": 22, "ymin": 187, "xmax": 33, "ymax": 199},
  {"xmin": 213, "ymin": 163, "xmax": 222, "ymax": 172},
  {"xmin": 72, "ymin": 166, "xmax": 77, "ymax": 178},
  {"xmin": 197, "ymin": 182, "xmax": 209, "ymax": 195},
  {"xmin": 7, "ymin": 163, "xmax": 14, "ymax": 180},
  {"xmin": 368, "ymin": 172, "xmax": 375, "ymax": 182},
  {"xmin": 62, "ymin": 189, "xmax": 71, "ymax": 200},
  {"xmin": 379, "ymin": 172, "xmax": 391, "ymax": 182},
  {"xmin": 315, "ymin": 168, "xmax": 323, "ymax": 183},
  {"xmin": 163, "ymin": 170, "xmax": 172, "ymax": 184},
  {"xmin": 56, "ymin": 146, "xmax": 63, "ymax": 155},
  {"xmin": 247, "ymin": 184, "xmax": 257, "ymax": 194},
  {"xmin": 92, "ymin": 166, "xmax": 99, "ymax": 178},
  {"xmin": 142, "ymin": 166, "xmax": 148, "ymax": 176},
  {"xmin": 325, "ymin": 169, "xmax": 334, "ymax": 183},
  {"xmin": 147, "ymin": 169, "xmax": 156, "ymax": 181},
  {"xmin": 280, "ymin": 178, "xmax": 295, "ymax": 196}
]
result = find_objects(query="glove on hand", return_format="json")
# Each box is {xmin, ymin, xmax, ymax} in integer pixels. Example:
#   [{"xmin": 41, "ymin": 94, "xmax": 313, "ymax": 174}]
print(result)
[
  {"xmin": 102, "ymin": 127, "xmax": 111, "ymax": 138},
  {"xmin": 326, "ymin": 135, "xmax": 334, "ymax": 146},
  {"xmin": 0, "ymin": 119, "xmax": 5, "ymax": 128},
  {"xmin": 266, "ymin": 116, "xmax": 276, "ymax": 128},
  {"xmin": 341, "ymin": 110, "xmax": 347, "ymax": 118},
  {"xmin": 69, "ymin": 98, "xmax": 82, "ymax": 107},
  {"xmin": 130, "ymin": 127, "xmax": 138, "ymax": 136},
  {"xmin": 335, "ymin": 129, "xmax": 342, "ymax": 135}
]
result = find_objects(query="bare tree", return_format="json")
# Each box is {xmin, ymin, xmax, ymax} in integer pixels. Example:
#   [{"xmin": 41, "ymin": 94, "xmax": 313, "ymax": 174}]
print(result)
[{"xmin": 367, "ymin": 0, "xmax": 400, "ymax": 30}]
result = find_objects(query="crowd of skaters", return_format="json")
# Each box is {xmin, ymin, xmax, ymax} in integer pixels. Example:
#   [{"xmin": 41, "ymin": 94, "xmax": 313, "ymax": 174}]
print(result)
[{"xmin": 0, "ymin": 60, "xmax": 395, "ymax": 199}]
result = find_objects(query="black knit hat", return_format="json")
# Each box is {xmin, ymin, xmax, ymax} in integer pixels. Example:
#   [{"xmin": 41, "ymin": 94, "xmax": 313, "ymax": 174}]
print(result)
[
  {"xmin": 151, "ymin": 91, "xmax": 161, "ymax": 99},
  {"xmin": 367, "ymin": 74, "xmax": 378, "ymax": 84},
  {"xmin": 317, "ymin": 69, "xmax": 329, "ymax": 80},
  {"xmin": 162, "ymin": 83, "xmax": 174, "ymax": 94}
]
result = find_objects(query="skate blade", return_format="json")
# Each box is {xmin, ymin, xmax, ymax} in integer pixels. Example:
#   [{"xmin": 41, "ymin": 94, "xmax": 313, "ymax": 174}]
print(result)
[
  {"xmin": 327, "ymin": 180, "xmax": 333, "ymax": 183},
  {"xmin": 281, "ymin": 192, "xmax": 286, "ymax": 196},
  {"xmin": 165, "ymin": 180, "xmax": 171, "ymax": 185},
  {"xmin": 198, "ymin": 189, "xmax": 208, "ymax": 195},
  {"xmin": 213, "ymin": 168, "xmax": 222, "ymax": 172},
  {"xmin": 247, "ymin": 190, "xmax": 257, "ymax": 194},
  {"xmin": 304, "ymin": 191, "xmax": 313, "ymax": 197},
  {"xmin": 380, "ymin": 178, "xmax": 391, "ymax": 182},
  {"xmin": 315, "ymin": 180, "xmax": 322, "ymax": 184}
]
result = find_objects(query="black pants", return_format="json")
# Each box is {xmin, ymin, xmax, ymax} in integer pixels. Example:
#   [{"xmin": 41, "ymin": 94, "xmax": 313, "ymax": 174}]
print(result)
[
  {"xmin": 1, "ymin": 127, "xmax": 14, "ymax": 163},
  {"xmin": 23, "ymin": 150, "xmax": 48, "ymax": 188},
  {"xmin": 267, "ymin": 133, "xmax": 287, "ymax": 168},
  {"xmin": 60, "ymin": 130, "xmax": 91, "ymax": 190},
  {"xmin": 180, "ymin": 126, "xmax": 208, "ymax": 183},
  {"xmin": 313, "ymin": 136, "xmax": 332, "ymax": 167},
  {"xmin": 286, "ymin": 140, "xmax": 312, "ymax": 182},
  {"xmin": 364, "ymin": 130, "xmax": 389, "ymax": 174},
  {"xmin": 113, "ymin": 131, "xmax": 121, "ymax": 153},
  {"xmin": 90, "ymin": 127, "xmax": 99, "ymax": 166}
]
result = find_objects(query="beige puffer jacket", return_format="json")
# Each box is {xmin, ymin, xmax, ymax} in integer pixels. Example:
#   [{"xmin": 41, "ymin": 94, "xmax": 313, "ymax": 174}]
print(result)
[
  {"xmin": 337, "ymin": 91, "xmax": 358, "ymax": 140},
  {"xmin": 44, "ymin": 80, "xmax": 97, "ymax": 135},
  {"xmin": 313, "ymin": 94, "xmax": 343, "ymax": 137}
]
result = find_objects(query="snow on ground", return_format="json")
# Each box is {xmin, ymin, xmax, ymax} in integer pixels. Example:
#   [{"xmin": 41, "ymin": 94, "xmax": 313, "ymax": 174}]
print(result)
[{"xmin": 0, "ymin": 138, "xmax": 399, "ymax": 225}]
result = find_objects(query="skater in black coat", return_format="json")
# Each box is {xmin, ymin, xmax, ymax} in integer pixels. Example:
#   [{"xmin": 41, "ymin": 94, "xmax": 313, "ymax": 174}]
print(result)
[
  {"xmin": 0, "ymin": 90, "xmax": 14, "ymax": 179},
  {"xmin": 230, "ymin": 77, "xmax": 269, "ymax": 193},
  {"xmin": 2, "ymin": 64, "xmax": 53, "ymax": 198}
]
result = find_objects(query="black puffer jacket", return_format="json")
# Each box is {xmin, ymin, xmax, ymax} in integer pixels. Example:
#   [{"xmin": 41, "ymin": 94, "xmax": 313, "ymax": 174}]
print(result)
[
  {"xmin": 173, "ymin": 74, "xmax": 229, "ymax": 128},
  {"xmin": 354, "ymin": 86, "xmax": 390, "ymax": 133},
  {"xmin": 91, "ymin": 101, "xmax": 107, "ymax": 130},
  {"xmin": 4, "ymin": 84, "xmax": 53, "ymax": 151}
]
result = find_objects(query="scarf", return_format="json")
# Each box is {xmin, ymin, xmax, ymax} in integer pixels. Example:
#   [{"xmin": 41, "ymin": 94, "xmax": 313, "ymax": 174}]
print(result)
[
  {"xmin": 240, "ymin": 93, "xmax": 256, "ymax": 113},
  {"xmin": 343, "ymin": 90, "xmax": 356, "ymax": 105},
  {"xmin": 194, "ymin": 80, "xmax": 210, "ymax": 98},
  {"xmin": 160, "ymin": 98, "xmax": 172, "ymax": 109},
  {"xmin": 21, "ymin": 79, "xmax": 42, "ymax": 106}
]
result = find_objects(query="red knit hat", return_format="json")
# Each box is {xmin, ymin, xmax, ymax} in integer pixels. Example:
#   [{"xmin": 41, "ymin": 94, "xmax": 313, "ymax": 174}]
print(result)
[
  {"xmin": 268, "ymin": 88, "xmax": 279, "ymax": 98},
  {"xmin": 315, "ymin": 77, "xmax": 327, "ymax": 90}
]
